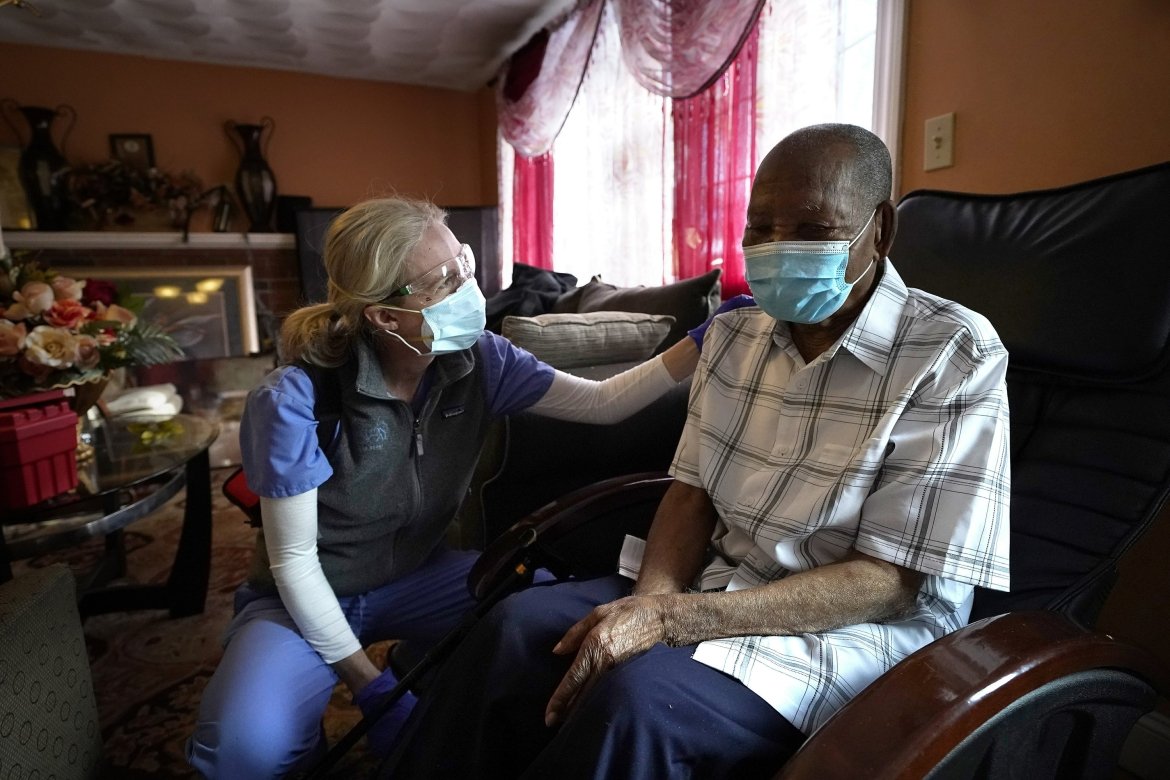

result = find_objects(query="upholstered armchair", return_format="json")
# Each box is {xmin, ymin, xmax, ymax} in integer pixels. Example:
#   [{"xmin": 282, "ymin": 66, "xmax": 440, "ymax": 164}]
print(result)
[{"xmin": 0, "ymin": 564, "xmax": 103, "ymax": 777}]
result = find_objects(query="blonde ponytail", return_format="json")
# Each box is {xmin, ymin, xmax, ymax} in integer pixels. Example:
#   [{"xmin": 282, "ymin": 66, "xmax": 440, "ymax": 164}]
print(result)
[{"xmin": 279, "ymin": 303, "xmax": 347, "ymax": 366}]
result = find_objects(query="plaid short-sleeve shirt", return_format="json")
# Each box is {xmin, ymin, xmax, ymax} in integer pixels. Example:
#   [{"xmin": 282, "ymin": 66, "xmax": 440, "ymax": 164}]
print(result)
[{"xmin": 674, "ymin": 262, "xmax": 1011, "ymax": 735}]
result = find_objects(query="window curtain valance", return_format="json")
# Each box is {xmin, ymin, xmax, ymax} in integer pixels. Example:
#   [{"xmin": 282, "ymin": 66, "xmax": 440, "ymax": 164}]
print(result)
[
  {"xmin": 497, "ymin": 0, "xmax": 765, "ymax": 157},
  {"xmin": 615, "ymin": 0, "xmax": 766, "ymax": 99},
  {"xmin": 496, "ymin": 0, "xmax": 604, "ymax": 159}
]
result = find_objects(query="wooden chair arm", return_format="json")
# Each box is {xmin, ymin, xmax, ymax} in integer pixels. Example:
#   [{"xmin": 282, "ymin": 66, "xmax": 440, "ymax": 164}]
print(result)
[
  {"xmin": 467, "ymin": 472, "xmax": 672, "ymax": 600},
  {"xmin": 777, "ymin": 610, "xmax": 1170, "ymax": 779}
]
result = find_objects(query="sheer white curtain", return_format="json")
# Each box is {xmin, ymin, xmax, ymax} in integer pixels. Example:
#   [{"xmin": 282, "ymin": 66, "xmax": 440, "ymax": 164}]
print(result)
[
  {"xmin": 499, "ymin": 5, "xmax": 669, "ymax": 289},
  {"xmin": 755, "ymin": 0, "xmax": 878, "ymax": 151},
  {"xmin": 550, "ymin": 3, "xmax": 672, "ymax": 287},
  {"xmin": 500, "ymin": 0, "xmax": 892, "ymax": 289}
]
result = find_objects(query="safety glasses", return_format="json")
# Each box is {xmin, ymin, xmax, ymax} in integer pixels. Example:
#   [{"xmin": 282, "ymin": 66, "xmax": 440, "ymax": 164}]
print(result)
[{"xmin": 387, "ymin": 243, "xmax": 476, "ymax": 303}]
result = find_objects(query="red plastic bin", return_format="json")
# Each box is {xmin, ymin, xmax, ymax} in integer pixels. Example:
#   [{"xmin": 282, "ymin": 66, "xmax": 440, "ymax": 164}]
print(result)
[{"xmin": 0, "ymin": 389, "xmax": 80, "ymax": 511}]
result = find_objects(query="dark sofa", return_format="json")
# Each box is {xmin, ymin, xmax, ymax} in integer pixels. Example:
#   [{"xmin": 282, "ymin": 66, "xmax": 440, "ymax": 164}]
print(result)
[{"xmin": 451, "ymin": 266, "xmax": 722, "ymax": 549}]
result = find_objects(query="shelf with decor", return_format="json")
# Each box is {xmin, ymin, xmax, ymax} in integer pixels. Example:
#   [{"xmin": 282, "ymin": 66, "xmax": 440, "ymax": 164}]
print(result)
[{"xmin": 3, "ymin": 231, "xmax": 294, "ymax": 250}]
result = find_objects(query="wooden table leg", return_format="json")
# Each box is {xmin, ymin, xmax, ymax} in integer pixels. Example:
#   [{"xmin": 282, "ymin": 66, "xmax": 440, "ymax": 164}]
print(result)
[{"xmin": 0, "ymin": 534, "xmax": 12, "ymax": 584}]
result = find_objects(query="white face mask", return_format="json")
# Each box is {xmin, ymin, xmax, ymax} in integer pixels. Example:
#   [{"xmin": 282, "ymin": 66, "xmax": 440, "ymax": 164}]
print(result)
[{"xmin": 381, "ymin": 280, "xmax": 486, "ymax": 355}]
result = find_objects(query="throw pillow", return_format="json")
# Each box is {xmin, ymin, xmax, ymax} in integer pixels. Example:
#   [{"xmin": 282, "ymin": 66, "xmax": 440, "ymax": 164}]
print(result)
[
  {"xmin": 502, "ymin": 311, "xmax": 676, "ymax": 369},
  {"xmin": 550, "ymin": 268, "xmax": 722, "ymax": 350}
]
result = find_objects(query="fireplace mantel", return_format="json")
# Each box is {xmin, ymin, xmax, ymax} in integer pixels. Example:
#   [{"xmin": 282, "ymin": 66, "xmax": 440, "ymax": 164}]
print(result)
[
  {"xmin": 3, "ymin": 231, "xmax": 294, "ymax": 251},
  {"xmin": 3, "ymin": 231, "xmax": 301, "ymax": 319}
]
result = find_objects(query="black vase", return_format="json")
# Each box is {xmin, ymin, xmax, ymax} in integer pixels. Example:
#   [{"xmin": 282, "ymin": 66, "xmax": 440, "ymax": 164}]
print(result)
[
  {"xmin": 225, "ymin": 116, "xmax": 278, "ymax": 232},
  {"xmin": 1, "ymin": 100, "xmax": 76, "ymax": 231}
]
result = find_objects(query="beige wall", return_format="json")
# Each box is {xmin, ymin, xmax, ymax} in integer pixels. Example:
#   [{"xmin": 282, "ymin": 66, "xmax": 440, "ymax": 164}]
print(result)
[
  {"xmin": 901, "ymin": 0, "xmax": 1170, "ymax": 712},
  {"xmin": 899, "ymin": 0, "xmax": 1170, "ymax": 195},
  {"xmin": 0, "ymin": 43, "xmax": 498, "ymax": 218}
]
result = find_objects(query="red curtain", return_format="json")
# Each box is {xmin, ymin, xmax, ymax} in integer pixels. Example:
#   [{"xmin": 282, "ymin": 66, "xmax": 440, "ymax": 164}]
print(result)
[
  {"xmin": 512, "ymin": 151, "xmax": 555, "ymax": 269},
  {"xmin": 671, "ymin": 24, "xmax": 759, "ymax": 298}
]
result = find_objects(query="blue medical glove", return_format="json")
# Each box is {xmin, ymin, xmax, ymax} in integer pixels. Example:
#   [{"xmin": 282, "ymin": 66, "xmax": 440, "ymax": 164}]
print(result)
[
  {"xmin": 353, "ymin": 666, "xmax": 419, "ymax": 758},
  {"xmin": 688, "ymin": 294, "xmax": 756, "ymax": 350}
]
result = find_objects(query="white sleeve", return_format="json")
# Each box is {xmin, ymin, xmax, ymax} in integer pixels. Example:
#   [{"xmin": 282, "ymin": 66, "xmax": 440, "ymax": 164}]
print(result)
[
  {"xmin": 528, "ymin": 355, "xmax": 678, "ymax": 424},
  {"xmin": 259, "ymin": 490, "xmax": 362, "ymax": 664}
]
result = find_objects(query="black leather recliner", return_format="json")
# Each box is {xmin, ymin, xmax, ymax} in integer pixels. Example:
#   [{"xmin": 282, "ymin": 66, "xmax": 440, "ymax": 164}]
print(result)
[{"xmin": 467, "ymin": 161, "xmax": 1170, "ymax": 778}]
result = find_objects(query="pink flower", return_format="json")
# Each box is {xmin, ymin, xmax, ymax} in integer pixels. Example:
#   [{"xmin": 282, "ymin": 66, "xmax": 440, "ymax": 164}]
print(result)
[
  {"xmin": 2, "ymin": 302, "xmax": 29, "ymax": 320},
  {"xmin": 0, "ymin": 320, "xmax": 26, "ymax": 357},
  {"xmin": 12, "ymin": 281, "xmax": 54, "ymax": 316},
  {"xmin": 44, "ymin": 299, "xmax": 93, "ymax": 329},
  {"xmin": 50, "ymin": 276, "xmax": 86, "ymax": 301},
  {"xmin": 23, "ymin": 325, "xmax": 79, "ymax": 369},
  {"xmin": 94, "ymin": 302, "xmax": 137, "ymax": 328},
  {"xmin": 74, "ymin": 334, "xmax": 101, "ymax": 369}
]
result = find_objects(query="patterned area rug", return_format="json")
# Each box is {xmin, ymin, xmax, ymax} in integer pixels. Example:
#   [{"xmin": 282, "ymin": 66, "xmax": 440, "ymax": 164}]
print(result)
[{"xmin": 13, "ymin": 468, "xmax": 385, "ymax": 778}]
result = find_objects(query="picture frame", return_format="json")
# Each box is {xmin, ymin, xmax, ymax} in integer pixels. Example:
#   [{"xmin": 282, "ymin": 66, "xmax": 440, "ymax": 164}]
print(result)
[
  {"xmin": 0, "ymin": 144, "xmax": 35, "ymax": 229},
  {"xmin": 56, "ymin": 265, "xmax": 260, "ymax": 359},
  {"xmin": 109, "ymin": 133, "xmax": 156, "ymax": 170}
]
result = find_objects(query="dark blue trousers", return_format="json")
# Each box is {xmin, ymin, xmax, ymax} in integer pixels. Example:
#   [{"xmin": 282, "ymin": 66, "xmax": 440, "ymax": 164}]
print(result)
[{"xmin": 385, "ymin": 575, "xmax": 805, "ymax": 779}]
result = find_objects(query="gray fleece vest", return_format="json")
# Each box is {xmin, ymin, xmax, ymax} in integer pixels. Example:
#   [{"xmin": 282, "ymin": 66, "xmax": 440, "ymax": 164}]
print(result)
[{"xmin": 250, "ymin": 337, "xmax": 491, "ymax": 597}]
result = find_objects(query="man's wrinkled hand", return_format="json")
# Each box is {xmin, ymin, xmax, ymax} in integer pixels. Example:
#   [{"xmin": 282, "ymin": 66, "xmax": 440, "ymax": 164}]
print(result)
[{"xmin": 544, "ymin": 595, "xmax": 672, "ymax": 727}]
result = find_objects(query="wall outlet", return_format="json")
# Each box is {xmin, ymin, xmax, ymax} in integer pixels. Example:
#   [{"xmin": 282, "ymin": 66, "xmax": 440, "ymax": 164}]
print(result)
[{"xmin": 924, "ymin": 112, "xmax": 955, "ymax": 171}]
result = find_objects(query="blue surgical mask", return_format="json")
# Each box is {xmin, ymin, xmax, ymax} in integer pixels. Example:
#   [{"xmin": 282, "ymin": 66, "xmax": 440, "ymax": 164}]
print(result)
[
  {"xmin": 743, "ymin": 210, "xmax": 876, "ymax": 324},
  {"xmin": 381, "ymin": 280, "xmax": 486, "ymax": 355}
]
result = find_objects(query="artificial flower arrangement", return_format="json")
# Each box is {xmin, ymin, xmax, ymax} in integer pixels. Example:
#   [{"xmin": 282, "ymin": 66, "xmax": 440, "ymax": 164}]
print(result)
[
  {"xmin": 0, "ymin": 249, "xmax": 184, "ymax": 398},
  {"xmin": 68, "ymin": 159, "xmax": 205, "ymax": 230}
]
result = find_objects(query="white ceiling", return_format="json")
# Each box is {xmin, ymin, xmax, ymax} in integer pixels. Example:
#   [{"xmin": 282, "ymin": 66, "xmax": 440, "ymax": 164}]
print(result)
[{"xmin": 0, "ymin": 0, "xmax": 578, "ymax": 91}]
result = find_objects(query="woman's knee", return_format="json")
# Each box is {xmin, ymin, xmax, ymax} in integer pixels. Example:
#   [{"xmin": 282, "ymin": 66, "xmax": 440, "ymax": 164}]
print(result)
[
  {"xmin": 189, "ymin": 689, "xmax": 326, "ymax": 777},
  {"xmin": 188, "ymin": 617, "xmax": 334, "ymax": 776}
]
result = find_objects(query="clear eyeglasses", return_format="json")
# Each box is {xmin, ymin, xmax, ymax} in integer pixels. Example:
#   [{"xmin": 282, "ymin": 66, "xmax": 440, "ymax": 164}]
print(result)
[{"xmin": 387, "ymin": 243, "xmax": 476, "ymax": 304}]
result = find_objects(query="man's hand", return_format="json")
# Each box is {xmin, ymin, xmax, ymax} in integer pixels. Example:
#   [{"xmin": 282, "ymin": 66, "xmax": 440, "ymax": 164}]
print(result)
[{"xmin": 544, "ymin": 594, "xmax": 679, "ymax": 727}]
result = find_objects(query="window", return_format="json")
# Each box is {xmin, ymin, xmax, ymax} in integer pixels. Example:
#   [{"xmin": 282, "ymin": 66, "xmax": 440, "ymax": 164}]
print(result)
[{"xmin": 500, "ymin": 0, "xmax": 902, "ymax": 289}]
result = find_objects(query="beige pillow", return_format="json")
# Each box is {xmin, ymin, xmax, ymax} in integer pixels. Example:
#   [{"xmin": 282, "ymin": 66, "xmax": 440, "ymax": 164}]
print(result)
[
  {"xmin": 502, "ymin": 311, "xmax": 676, "ymax": 369},
  {"xmin": 551, "ymin": 268, "xmax": 721, "ymax": 350}
]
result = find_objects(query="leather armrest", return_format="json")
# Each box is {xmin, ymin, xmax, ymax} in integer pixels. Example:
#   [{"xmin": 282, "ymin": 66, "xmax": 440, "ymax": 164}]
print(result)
[
  {"xmin": 467, "ymin": 472, "xmax": 671, "ymax": 600},
  {"xmin": 777, "ymin": 610, "xmax": 1170, "ymax": 779}
]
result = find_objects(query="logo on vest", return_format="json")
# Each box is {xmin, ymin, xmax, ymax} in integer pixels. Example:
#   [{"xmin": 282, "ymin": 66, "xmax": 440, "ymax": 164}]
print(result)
[
  {"xmin": 441, "ymin": 406, "xmax": 465, "ymax": 418},
  {"xmin": 360, "ymin": 420, "xmax": 390, "ymax": 451}
]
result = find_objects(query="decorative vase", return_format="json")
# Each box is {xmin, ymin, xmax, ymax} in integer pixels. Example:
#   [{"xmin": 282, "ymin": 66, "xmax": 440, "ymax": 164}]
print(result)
[
  {"xmin": 0, "ymin": 100, "xmax": 76, "ymax": 231},
  {"xmin": 225, "ymin": 116, "xmax": 278, "ymax": 232}
]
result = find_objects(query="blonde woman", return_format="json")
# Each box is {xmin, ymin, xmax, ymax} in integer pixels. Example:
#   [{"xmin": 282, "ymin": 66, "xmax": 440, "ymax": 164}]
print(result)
[{"xmin": 186, "ymin": 197, "xmax": 750, "ymax": 777}]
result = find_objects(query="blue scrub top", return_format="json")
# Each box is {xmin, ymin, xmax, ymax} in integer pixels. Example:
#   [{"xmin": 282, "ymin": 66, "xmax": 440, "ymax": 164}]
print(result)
[{"xmin": 240, "ymin": 331, "xmax": 555, "ymax": 497}]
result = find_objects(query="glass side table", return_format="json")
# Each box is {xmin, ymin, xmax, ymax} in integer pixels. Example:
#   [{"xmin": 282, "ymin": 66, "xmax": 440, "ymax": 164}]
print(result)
[{"xmin": 1, "ymin": 412, "xmax": 219, "ymax": 618}]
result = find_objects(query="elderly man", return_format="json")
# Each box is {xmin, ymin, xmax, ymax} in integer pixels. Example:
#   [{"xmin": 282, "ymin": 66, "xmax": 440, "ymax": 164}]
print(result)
[{"xmin": 384, "ymin": 123, "xmax": 1011, "ymax": 778}]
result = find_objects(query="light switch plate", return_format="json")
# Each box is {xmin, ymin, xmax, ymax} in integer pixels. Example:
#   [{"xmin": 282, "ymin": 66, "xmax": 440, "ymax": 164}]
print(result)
[{"xmin": 924, "ymin": 113, "xmax": 955, "ymax": 171}]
